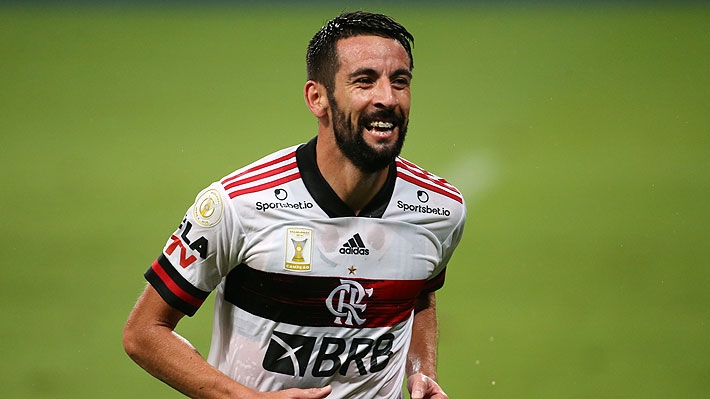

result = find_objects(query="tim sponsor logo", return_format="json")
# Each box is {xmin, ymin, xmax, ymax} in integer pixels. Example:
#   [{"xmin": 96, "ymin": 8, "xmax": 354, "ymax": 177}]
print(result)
[{"xmin": 397, "ymin": 200, "xmax": 451, "ymax": 217}]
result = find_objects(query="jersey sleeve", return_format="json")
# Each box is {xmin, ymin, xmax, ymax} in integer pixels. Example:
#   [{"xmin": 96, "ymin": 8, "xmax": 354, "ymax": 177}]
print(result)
[
  {"xmin": 144, "ymin": 182, "xmax": 245, "ymax": 316},
  {"xmin": 423, "ymin": 198, "xmax": 467, "ymax": 293}
]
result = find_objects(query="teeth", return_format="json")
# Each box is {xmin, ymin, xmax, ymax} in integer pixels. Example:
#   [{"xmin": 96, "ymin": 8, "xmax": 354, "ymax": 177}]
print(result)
[
  {"xmin": 371, "ymin": 129, "xmax": 393, "ymax": 136},
  {"xmin": 370, "ymin": 121, "xmax": 394, "ymax": 129}
]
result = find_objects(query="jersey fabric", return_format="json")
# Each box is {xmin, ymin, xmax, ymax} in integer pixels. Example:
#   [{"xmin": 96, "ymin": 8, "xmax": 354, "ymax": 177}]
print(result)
[{"xmin": 145, "ymin": 137, "xmax": 466, "ymax": 398}]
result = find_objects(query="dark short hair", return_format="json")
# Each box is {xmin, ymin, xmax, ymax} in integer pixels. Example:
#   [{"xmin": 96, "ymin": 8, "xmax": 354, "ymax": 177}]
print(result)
[{"xmin": 306, "ymin": 11, "xmax": 414, "ymax": 92}]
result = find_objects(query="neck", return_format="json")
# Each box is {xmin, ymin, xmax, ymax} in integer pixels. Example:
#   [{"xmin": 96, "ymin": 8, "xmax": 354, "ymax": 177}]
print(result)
[{"xmin": 315, "ymin": 132, "xmax": 390, "ymax": 215}]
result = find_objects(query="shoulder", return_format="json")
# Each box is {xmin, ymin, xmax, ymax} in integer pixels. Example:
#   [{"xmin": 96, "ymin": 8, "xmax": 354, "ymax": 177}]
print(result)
[
  {"xmin": 388, "ymin": 156, "xmax": 467, "ymax": 236},
  {"xmin": 394, "ymin": 156, "xmax": 465, "ymax": 207},
  {"xmin": 218, "ymin": 144, "xmax": 302, "ymax": 200}
]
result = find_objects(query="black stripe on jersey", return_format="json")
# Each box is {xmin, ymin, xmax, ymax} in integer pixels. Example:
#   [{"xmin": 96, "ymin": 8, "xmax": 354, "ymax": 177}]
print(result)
[
  {"xmin": 422, "ymin": 268, "xmax": 446, "ymax": 293},
  {"xmin": 224, "ymin": 263, "xmax": 427, "ymax": 328},
  {"xmin": 297, "ymin": 137, "xmax": 396, "ymax": 218},
  {"xmin": 224, "ymin": 263, "xmax": 333, "ymax": 326},
  {"xmin": 144, "ymin": 254, "xmax": 210, "ymax": 317}
]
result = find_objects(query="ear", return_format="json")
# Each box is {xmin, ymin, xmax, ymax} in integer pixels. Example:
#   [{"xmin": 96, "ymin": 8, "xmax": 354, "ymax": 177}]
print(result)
[{"xmin": 304, "ymin": 80, "xmax": 329, "ymax": 119}]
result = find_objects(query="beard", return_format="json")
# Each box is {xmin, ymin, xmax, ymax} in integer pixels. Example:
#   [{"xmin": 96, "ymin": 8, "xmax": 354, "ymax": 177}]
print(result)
[{"xmin": 329, "ymin": 95, "xmax": 408, "ymax": 174}]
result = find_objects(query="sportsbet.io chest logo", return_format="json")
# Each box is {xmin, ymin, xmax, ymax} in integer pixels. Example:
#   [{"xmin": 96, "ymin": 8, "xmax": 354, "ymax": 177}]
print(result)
[
  {"xmin": 255, "ymin": 189, "xmax": 314, "ymax": 212},
  {"xmin": 326, "ymin": 279, "xmax": 373, "ymax": 326},
  {"xmin": 396, "ymin": 189, "xmax": 451, "ymax": 217}
]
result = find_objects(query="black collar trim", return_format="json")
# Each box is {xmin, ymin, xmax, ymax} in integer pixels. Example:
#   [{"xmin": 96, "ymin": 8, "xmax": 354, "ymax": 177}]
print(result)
[{"xmin": 296, "ymin": 137, "xmax": 396, "ymax": 218}]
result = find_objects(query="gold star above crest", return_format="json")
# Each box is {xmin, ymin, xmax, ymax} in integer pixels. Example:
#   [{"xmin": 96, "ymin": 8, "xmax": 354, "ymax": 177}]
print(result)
[{"xmin": 348, "ymin": 266, "xmax": 357, "ymax": 275}]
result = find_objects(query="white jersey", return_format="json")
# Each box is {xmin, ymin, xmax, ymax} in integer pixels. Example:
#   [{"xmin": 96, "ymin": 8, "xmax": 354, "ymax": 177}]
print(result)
[{"xmin": 145, "ymin": 137, "xmax": 466, "ymax": 398}]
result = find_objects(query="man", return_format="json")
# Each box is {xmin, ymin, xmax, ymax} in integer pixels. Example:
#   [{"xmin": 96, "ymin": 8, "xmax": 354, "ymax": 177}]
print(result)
[{"xmin": 123, "ymin": 11, "xmax": 465, "ymax": 399}]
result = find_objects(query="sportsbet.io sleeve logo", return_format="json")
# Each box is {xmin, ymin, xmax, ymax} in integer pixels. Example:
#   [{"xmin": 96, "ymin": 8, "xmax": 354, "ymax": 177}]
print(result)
[{"xmin": 194, "ymin": 188, "xmax": 223, "ymax": 227}]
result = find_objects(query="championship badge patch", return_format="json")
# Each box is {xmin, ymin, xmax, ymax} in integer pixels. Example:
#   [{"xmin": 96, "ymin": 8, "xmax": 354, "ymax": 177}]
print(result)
[
  {"xmin": 285, "ymin": 227, "xmax": 313, "ymax": 272},
  {"xmin": 194, "ymin": 188, "xmax": 223, "ymax": 227}
]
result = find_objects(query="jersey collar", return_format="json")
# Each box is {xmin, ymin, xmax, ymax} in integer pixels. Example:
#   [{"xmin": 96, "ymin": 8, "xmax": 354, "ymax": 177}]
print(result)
[{"xmin": 296, "ymin": 136, "xmax": 396, "ymax": 218}]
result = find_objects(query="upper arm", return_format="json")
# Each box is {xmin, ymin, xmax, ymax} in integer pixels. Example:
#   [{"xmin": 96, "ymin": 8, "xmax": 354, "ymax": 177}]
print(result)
[
  {"xmin": 144, "ymin": 183, "xmax": 245, "ymax": 317},
  {"xmin": 414, "ymin": 290, "xmax": 436, "ymax": 314},
  {"xmin": 124, "ymin": 284, "xmax": 186, "ymax": 339}
]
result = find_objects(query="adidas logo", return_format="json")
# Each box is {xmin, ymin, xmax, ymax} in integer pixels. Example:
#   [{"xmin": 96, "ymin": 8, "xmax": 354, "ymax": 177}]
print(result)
[{"xmin": 339, "ymin": 233, "xmax": 370, "ymax": 256}]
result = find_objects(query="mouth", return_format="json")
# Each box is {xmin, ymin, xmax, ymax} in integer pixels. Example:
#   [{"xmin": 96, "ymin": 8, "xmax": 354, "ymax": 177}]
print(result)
[{"xmin": 366, "ymin": 120, "xmax": 395, "ymax": 137}]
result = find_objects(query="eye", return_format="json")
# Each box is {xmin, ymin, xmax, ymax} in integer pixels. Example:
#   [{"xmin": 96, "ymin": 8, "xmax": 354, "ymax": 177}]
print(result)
[
  {"xmin": 355, "ymin": 77, "xmax": 374, "ymax": 85},
  {"xmin": 392, "ymin": 77, "xmax": 410, "ymax": 89}
]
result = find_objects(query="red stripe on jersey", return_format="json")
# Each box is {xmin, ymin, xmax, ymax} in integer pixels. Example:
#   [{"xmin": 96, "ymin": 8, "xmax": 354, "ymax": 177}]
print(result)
[
  {"xmin": 223, "ymin": 161, "xmax": 298, "ymax": 191},
  {"xmin": 396, "ymin": 160, "xmax": 461, "ymax": 195},
  {"xmin": 227, "ymin": 172, "xmax": 301, "ymax": 198},
  {"xmin": 151, "ymin": 259, "xmax": 205, "ymax": 309},
  {"xmin": 397, "ymin": 172, "xmax": 463, "ymax": 203},
  {"xmin": 221, "ymin": 151, "xmax": 297, "ymax": 186},
  {"xmin": 363, "ymin": 279, "xmax": 427, "ymax": 327},
  {"xmin": 399, "ymin": 158, "xmax": 456, "ymax": 187}
]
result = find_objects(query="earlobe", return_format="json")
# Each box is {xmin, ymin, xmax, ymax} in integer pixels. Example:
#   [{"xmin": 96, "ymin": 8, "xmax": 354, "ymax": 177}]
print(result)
[{"xmin": 304, "ymin": 81, "xmax": 328, "ymax": 118}]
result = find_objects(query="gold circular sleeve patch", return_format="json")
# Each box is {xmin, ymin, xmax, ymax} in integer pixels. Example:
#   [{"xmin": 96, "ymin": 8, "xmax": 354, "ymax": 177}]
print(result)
[{"xmin": 194, "ymin": 188, "xmax": 223, "ymax": 227}]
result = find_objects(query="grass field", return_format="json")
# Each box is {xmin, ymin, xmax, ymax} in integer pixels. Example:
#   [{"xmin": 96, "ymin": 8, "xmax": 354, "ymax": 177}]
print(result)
[{"xmin": 1, "ymin": 2, "xmax": 709, "ymax": 398}]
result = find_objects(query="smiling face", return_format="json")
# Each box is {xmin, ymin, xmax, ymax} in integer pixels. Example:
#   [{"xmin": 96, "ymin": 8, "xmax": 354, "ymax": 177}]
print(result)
[{"xmin": 328, "ymin": 35, "xmax": 412, "ymax": 174}]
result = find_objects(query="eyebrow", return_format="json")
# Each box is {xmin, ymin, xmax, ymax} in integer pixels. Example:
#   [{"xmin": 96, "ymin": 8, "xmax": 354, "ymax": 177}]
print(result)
[
  {"xmin": 392, "ymin": 68, "xmax": 413, "ymax": 79},
  {"xmin": 348, "ymin": 68, "xmax": 413, "ymax": 79}
]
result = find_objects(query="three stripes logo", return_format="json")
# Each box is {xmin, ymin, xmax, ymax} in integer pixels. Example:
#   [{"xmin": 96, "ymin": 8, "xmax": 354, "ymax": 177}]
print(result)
[{"xmin": 339, "ymin": 233, "xmax": 370, "ymax": 256}]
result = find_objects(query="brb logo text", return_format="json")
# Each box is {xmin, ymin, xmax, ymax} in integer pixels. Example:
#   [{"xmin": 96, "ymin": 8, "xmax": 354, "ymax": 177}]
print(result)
[
  {"xmin": 262, "ymin": 331, "xmax": 394, "ymax": 378},
  {"xmin": 326, "ymin": 279, "xmax": 373, "ymax": 326}
]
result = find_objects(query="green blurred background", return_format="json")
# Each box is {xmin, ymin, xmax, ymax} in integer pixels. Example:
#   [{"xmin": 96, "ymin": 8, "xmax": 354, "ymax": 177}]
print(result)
[{"xmin": 1, "ymin": 1, "xmax": 708, "ymax": 398}]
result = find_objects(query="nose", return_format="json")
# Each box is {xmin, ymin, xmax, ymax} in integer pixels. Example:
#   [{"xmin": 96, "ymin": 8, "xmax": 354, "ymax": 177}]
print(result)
[{"xmin": 372, "ymin": 79, "xmax": 397, "ymax": 109}]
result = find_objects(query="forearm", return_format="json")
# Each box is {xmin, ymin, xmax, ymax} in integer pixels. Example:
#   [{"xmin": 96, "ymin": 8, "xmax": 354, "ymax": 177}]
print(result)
[
  {"xmin": 406, "ymin": 291, "xmax": 439, "ymax": 380},
  {"xmin": 124, "ymin": 327, "xmax": 240, "ymax": 398},
  {"xmin": 123, "ymin": 286, "xmax": 255, "ymax": 399}
]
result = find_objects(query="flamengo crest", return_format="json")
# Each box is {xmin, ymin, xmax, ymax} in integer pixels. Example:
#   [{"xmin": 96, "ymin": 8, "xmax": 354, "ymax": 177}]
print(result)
[{"xmin": 326, "ymin": 279, "xmax": 373, "ymax": 326}]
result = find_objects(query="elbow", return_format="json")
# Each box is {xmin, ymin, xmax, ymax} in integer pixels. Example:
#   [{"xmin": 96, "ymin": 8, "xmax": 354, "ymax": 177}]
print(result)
[{"xmin": 122, "ymin": 321, "xmax": 142, "ymax": 361}]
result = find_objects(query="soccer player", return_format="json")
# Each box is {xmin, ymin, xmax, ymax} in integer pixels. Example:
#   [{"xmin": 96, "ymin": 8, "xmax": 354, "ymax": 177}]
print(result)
[{"xmin": 123, "ymin": 11, "xmax": 465, "ymax": 399}]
